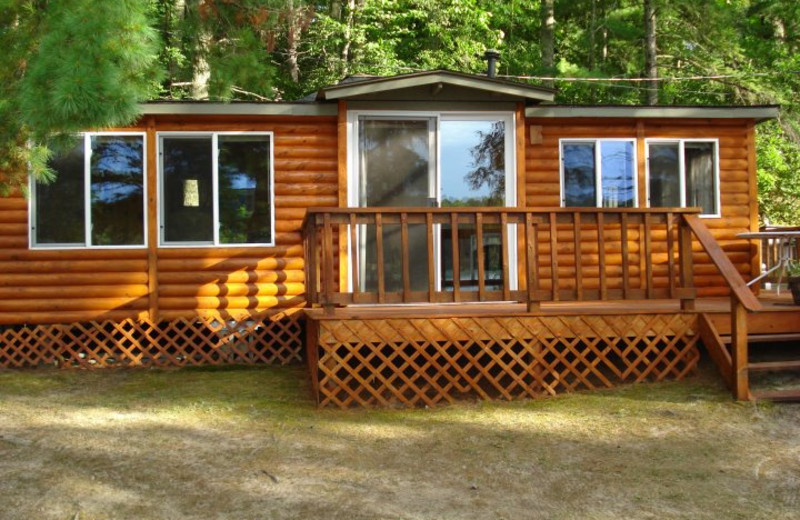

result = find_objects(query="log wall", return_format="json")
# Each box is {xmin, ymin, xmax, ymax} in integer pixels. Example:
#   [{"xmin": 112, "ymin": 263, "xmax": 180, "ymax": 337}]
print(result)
[
  {"xmin": 0, "ymin": 114, "xmax": 337, "ymax": 325},
  {"xmin": 0, "ymin": 113, "xmax": 758, "ymax": 327},
  {"xmin": 525, "ymin": 117, "xmax": 757, "ymax": 297}
]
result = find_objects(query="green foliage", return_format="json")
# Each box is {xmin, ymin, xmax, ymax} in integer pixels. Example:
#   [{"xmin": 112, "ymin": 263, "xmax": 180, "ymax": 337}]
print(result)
[
  {"xmin": 0, "ymin": 0, "xmax": 798, "ymax": 224},
  {"xmin": 20, "ymin": 0, "xmax": 161, "ymax": 138},
  {"xmin": 0, "ymin": 0, "xmax": 160, "ymax": 195}
]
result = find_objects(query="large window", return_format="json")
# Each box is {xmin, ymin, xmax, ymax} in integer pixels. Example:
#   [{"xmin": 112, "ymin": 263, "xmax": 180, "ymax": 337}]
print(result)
[
  {"xmin": 31, "ymin": 133, "xmax": 146, "ymax": 248},
  {"xmin": 647, "ymin": 139, "xmax": 719, "ymax": 216},
  {"xmin": 159, "ymin": 132, "xmax": 274, "ymax": 246},
  {"xmin": 560, "ymin": 139, "xmax": 637, "ymax": 208}
]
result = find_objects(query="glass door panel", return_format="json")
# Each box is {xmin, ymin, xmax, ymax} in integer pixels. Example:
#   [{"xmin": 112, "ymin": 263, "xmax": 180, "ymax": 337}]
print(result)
[
  {"xmin": 440, "ymin": 119, "xmax": 507, "ymax": 291},
  {"xmin": 358, "ymin": 118, "xmax": 434, "ymax": 293}
]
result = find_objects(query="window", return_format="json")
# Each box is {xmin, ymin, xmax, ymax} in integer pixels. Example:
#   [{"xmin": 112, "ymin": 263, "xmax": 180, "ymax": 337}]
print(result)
[
  {"xmin": 159, "ymin": 132, "xmax": 274, "ymax": 246},
  {"xmin": 647, "ymin": 139, "xmax": 719, "ymax": 216},
  {"xmin": 560, "ymin": 139, "xmax": 637, "ymax": 208},
  {"xmin": 31, "ymin": 133, "xmax": 146, "ymax": 248}
]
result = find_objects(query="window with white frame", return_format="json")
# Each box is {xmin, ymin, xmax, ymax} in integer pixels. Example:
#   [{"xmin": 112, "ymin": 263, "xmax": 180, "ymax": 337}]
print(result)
[
  {"xmin": 31, "ymin": 133, "xmax": 146, "ymax": 248},
  {"xmin": 646, "ymin": 139, "xmax": 719, "ymax": 216},
  {"xmin": 159, "ymin": 132, "xmax": 274, "ymax": 246},
  {"xmin": 560, "ymin": 139, "xmax": 637, "ymax": 208}
]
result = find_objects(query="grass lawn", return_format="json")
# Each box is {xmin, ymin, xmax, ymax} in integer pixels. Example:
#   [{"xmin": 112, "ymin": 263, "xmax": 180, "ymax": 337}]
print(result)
[{"xmin": 1, "ymin": 361, "xmax": 798, "ymax": 520}]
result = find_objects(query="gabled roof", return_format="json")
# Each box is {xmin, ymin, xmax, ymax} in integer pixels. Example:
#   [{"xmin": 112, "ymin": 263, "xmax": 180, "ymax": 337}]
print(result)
[{"xmin": 316, "ymin": 70, "xmax": 555, "ymax": 103}]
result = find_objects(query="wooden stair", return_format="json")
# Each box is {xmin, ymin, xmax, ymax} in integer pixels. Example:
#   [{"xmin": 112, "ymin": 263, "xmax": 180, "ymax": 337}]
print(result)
[{"xmin": 702, "ymin": 315, "xmax": 800, "ymax": 401}]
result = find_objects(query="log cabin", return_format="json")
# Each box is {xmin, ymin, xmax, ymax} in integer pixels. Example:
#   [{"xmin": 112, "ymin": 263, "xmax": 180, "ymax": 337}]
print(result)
[{"xmin": 1, "ymin": 69, "xmax": 797, "ymax": 406}]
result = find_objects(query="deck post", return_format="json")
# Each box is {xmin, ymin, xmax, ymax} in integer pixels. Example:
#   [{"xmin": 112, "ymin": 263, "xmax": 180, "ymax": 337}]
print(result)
[
  {"xmin": 679, "ymin": 218, "xmax": 696, "ymax": 311},
  {"xmin": 730, "ymin": 296, "xmax": 749, "ymax": 400}
]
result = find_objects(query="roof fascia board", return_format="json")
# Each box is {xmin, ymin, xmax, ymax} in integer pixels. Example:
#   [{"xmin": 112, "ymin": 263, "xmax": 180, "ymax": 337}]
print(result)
[
  {"xmin": 140, "ymin": 103, "xmax": 337, "ymax": 116},
  {"xmin": 526, "ymin": 105, "xmax": 779, "ymax": 121},
  {"xmin": 346, "ymin": 100, "xmax": 519, "ymax": 111},
  {"xmin": 324, "ymin": 73, "xmax": 554, "ymax": 102}
]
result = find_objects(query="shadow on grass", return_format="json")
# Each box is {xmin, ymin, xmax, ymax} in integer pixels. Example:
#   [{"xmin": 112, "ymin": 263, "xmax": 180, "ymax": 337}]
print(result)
[{"xmin": 2, "ymin": 361, "xmax": 800, "ymax": 519}]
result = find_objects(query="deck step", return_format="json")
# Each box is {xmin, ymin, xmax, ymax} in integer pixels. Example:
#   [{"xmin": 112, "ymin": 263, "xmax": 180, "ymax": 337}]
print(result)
[
  {"xmin": 722, "ymin": 333, "xmax": 800, "ymax": 344},
  {"xmin": 748, "ymin": 360, "xmax": 800, "ymax": 372},
  {"xmin": 751, "ymin": 389, "xmax": 800, "ymax": 402}
]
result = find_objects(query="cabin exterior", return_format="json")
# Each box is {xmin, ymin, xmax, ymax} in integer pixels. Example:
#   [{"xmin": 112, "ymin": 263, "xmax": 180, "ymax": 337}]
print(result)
[{"xmin": 0, "ymin": 70, "xmax": 794, "ymax": 406}]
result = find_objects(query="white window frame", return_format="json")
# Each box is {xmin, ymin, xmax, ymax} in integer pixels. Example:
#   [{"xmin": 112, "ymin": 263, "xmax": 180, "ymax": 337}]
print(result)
[
  {"xmin": 29, "ymin": 131, "xmax": 148, "ymax": 250},
  {"xmin": 346, "ymin": 110, "xmax": 518, "ymax": 292},
  {"xmin": 558, "ymin": 138, "xmax": 638, "ymax": 208},
  {"xmin": 645, "ymin": 138, "xmax": 721, "ymax": 218},
  {"xmin": 157, "ymin": 131, "xmax": 276, "ymax": 248}
]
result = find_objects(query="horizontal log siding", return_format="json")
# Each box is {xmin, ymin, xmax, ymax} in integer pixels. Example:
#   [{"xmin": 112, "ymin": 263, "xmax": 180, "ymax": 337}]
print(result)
[
  {"xmin": 0, "ymin": 197, "xmax": 150, "ymax": 324},
  {"xmin": 0, "ymin": 115, "xmax": 336, "ymax": 325},
  {"xmin": 526, "ymin": 117, "xmax": 755, "ymax": 297}
]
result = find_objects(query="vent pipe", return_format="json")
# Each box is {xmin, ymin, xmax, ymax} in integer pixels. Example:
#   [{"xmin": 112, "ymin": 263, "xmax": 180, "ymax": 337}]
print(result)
[{"xmin": 484, "ymin": 49, "xmax": 500, "ymax": 78}]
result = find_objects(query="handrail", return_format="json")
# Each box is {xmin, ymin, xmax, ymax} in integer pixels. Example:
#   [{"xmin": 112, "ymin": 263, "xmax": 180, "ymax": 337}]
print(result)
[
  {"xmin": 682, "ymin": 215, "xmax": 762, "ymax": 312},
  {"xmin": 682, "ymin": 214, "xmax": 761, "ymax": 400}
]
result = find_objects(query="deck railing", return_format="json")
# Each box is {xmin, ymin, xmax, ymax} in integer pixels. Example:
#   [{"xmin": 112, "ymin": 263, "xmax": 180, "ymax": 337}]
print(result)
[
  {"xmin": 304, "ymin": 206, "xmax": 764, "ymax": 400},
  {"xmin": 759, "ymin": 225, "xmax": 800, "ymax": 283},
  {"xmin": 304, "ymin": 207, "xmax": 704, "ymax": 311}
]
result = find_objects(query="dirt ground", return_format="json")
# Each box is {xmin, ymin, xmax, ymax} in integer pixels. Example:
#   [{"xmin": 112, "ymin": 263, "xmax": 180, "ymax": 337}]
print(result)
[{"xmin": 1, "ymin": 362, "xmax": 798, "ymax": 520}]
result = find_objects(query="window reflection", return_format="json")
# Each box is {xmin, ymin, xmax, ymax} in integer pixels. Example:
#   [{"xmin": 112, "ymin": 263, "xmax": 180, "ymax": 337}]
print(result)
[
  {"xmin": 35, "ymin": 138, "xmax": 85, "ymax": 245},
  {"xmin": 563, "ymin": 143, "xmax": 597, "ymax": 207},
  {"xmin": 648, "ymin": 143, "xmax": 681, "ymax": 208},
  {"xmin": 440, "ymin": 119, "xmax": 508, "ymax": 290},
  {"xmin": 162, "ymin": 137, "xmax": 214, "ymax": 243},
  {"xmin": 218, "ymin": 135, "xmax": 272, "ymax": 244},
  {"xmin": 600, "ymin": 141, "xmax": 635, "ymax": 208},
  {"xmin": 90, "ymin": 136, "xmax": 145, "ymax": 246}
]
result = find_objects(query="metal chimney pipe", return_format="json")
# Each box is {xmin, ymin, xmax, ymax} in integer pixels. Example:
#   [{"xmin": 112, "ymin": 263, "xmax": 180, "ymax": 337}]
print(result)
[{"xmin": 484, "ymin": 49, "xmax": 500, "ymax": 78}]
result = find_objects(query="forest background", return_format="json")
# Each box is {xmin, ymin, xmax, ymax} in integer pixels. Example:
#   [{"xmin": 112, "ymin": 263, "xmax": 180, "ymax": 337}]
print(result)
[{"xmin": 1, "ymin": 0, "xmax": 798, "ymax": 223}]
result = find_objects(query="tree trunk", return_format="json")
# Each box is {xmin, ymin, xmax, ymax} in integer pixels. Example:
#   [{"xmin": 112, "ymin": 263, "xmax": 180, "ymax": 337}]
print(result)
[
  {"xmin": 341, "ymin": 0, "xmax": 357, "ymax": 77},
  {"xmin": 541, "ymin": 0, "xmax": 555, "ymax": 89},
  {"xmin": 286, "ymin": 0, "xmax": 301, "ymax": 83},
  {"xmin": 643, "ymin": 0, "xmax": 658, "ymax": 105}
]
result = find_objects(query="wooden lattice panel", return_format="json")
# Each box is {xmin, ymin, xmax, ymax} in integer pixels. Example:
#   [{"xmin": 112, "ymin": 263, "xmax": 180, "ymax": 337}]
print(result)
[
  {"xmin": 311, "ymin": 313, "xmax": 701, "ymax": 408},
  {"xmin": 0, "ymin": 311, "xmax": 303, "ymax": 369}
]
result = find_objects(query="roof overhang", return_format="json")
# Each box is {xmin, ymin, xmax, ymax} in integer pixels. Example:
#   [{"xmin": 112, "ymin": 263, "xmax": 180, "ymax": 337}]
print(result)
[
  {"xmin": 140, "ymin": 102, "xmax": 337, "ymax": 117},
  {"xmin": 526, "ymin": 105, "xmax": 779, "ymax": 122},
  {"xmin": 318, "ymin": 70, "xmax": 555, "ymax": 103}
]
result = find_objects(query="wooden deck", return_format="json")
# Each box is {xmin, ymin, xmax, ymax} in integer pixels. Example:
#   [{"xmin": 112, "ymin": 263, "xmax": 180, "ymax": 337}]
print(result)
[{"xmin": 304, "ymin": 293, "xmax": 800, "ymax": 408}]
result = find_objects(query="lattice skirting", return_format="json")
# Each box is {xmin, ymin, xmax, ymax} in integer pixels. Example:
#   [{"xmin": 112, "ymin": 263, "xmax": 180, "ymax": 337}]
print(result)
[
  {"xmin": 309, "ymin": 313, "xmax": 701, "ymax": 408},
  {"xmin": 0, "ymin": 311, "xmax": 303, "ymax": 369}
]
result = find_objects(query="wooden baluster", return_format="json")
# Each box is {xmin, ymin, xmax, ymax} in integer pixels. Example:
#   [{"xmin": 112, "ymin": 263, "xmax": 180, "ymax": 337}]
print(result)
[
  {"xmin": 451, "ymin": 212, "xmax": 461, "ymax": 302},
  {"xmin": 666, "ymin": 212, "xmax": 676, "ymax": 299},
  {"xmin": 426, "ymin": 212, "xmax": 435, "ymax": 303},
  {"xmin": 620, "ymin": 212, "xmax": 630, "ymax": 299},
  {"xmin": 549, "ymin": 212, "xmax": 559, "ymax": 301},
  {"xmin": 679, "ymin": 216, "xmax": 695, "ymax": 310},
  {"xmin": 400, "ymin": 212, "xmax": 411, "ymax": 303},
  {"xmin": 304, "ymin": 216, "xmax": 317, "ymax": 305},
  {"xmin": 644, "ymin": 213, "xmax": 653, "ymax": 299},
  {"xmin": 573, "ymin": 212, "xmax": 582, "ymax": 301},
  {"xmin": 349, "ymin": 213, "xmax": 359, "ymax": 297},
  {"xmin": 375, "ymin": 212, "xmax": 385, "ymax": 304},
  {"xmin": 526, "ymin": 213, "xmax": 540, "ymax": 312},
  {"xmin": 731, "ymin": 297, "xmax": 749, "ymax": 400},
  {"xmin": 323, "ymin": 212, "xmax": 334, "ymax": 314},
  {"xmin": 598, "ymin": 212, "xmax": 607, "ymax": 300},
  {"xmin": 476, "ymin": 212, "xmax": 486, "ymax": 302},
  {"xmin": 501, "ymin": 212, "xmax": 510, "ymax": 301}
]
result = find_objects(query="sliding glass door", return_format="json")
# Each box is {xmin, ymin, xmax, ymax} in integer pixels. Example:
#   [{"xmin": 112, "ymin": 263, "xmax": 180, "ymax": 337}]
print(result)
[
  {"xmin": 358, "ymin": 117, "xmax": 435, "ymax": 293},
  {"xmin": 352, "ymin": 112, "xmax": 515, "ymax": 295}
]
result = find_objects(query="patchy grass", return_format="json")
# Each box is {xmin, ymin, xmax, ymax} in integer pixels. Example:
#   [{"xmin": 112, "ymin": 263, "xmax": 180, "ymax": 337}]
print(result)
[{"xmin": 1, "ymin": 362, "xmax": 799, "ymax": 520}]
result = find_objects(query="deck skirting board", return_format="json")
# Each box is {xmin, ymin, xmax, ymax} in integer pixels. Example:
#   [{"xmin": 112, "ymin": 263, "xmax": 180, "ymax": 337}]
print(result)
[
  {"xmin": 309, "ymin": 313, "xmax": 701, "ymax": 408},
  {"xmin": 0, "ymin": 311, "xmax": 303, "ymax": 369}
]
